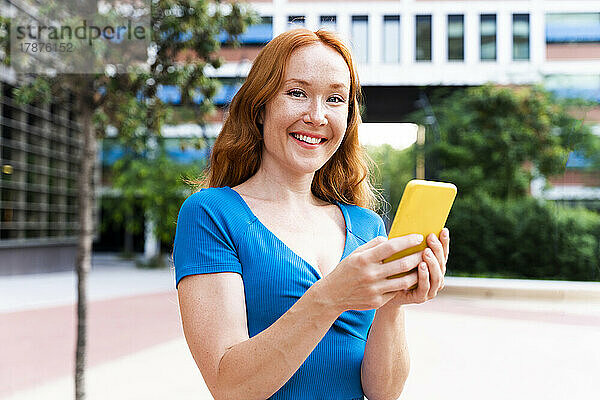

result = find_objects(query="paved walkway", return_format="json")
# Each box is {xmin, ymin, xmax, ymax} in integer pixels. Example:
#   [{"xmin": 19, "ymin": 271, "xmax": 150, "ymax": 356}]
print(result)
[{"xmin": 1, "ymin": 254, "xmax": 599, "ymax": 400}]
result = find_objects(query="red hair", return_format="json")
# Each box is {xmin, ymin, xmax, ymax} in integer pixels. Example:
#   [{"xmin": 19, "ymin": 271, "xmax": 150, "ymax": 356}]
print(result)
[{"xmin": 193, "ymin": 29, "xmax": 379, "ymax": 209}]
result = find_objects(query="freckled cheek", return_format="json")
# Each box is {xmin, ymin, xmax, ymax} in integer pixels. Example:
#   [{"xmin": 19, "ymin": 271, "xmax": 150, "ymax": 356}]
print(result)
[
  {"xmin": 269, "ymin": 103, "xmax": 304, "ymax": 126},
  {"xmin": 331, "ymin": 112, "xmax": 349, "ymax": 140}
]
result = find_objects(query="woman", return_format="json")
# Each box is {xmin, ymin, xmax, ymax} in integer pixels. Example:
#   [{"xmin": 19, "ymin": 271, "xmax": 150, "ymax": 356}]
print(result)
[{"xmin": 173, "ymin": 29, "xmax": 449, "ymax": 400}]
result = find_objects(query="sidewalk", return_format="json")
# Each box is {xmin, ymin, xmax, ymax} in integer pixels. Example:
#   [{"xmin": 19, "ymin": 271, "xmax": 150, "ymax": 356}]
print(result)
[
  {"xmin": 1, "ymin": 254, "xmax": 599, "ymax": 400},
  {"xmin": 0, "ymin": 254, "xmax": 214, "ymax": 400}
]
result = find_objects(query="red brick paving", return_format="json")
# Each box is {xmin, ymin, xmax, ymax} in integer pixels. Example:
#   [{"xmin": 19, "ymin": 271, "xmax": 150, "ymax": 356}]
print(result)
[
  {"xmin": 2, "ymin": 291, "xmax": 599, "ymax": 398},
  {"xmin": 0, "ymin": 291, "xmax": 181, "ymax": 398}
]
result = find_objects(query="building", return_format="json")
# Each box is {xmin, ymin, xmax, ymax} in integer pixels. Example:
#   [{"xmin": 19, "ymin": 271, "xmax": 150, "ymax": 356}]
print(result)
[
  {"xmin": 213, "ymin": 0, "xmax": 599, "ymax": 107},
  {"xmin": 0, "ymin": 74, "xmax": 84, "ymax": 275}
]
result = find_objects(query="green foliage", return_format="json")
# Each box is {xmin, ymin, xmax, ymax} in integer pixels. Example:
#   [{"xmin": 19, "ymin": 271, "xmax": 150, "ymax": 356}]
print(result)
[
  {"xmin": 366, "ymin": 144, "xmax": 415, "ymax": 218},
  {"xmin": 446, "ymin": 194, "xmax": 600, "ymax": 281},
  {"xmin": 109, "ymin": 144, "xmax": 205, "ymax": 245},
  {"xmin": 13, "ymin": 77, "xmax": 53, "ymax": 104},
  {"xmin": 12, "ymin": 0, "xmax": 259, "ymax": 133},
  {"xmin": 373, "ymin": 86, "xmax": 600, "ymax": 281},
  {"xmin": 0, "ymin": 15, "xmax": 9, "ymax": 65},
  {"xmin": 409, "ymin": 85, "xmax": 596, "ymax": 200}
]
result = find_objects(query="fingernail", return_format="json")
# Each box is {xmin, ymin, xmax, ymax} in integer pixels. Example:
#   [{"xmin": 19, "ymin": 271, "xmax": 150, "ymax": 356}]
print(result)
[
  {"xmin": 415, "ymin": 235, "xmax": 424, "ymax": 244},
  {"xmin": 420, "ymin": 262, "xmax": 427, "ymax": 271},
  {"xmin": 442, "ymin": 229, "xmax": 448, "ymax": 238}
]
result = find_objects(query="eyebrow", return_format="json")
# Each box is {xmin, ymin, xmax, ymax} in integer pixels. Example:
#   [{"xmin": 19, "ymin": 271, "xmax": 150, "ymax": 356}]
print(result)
[{"xmin": 284, "ymin": 79, "xmax": 349, "ymax": 91}]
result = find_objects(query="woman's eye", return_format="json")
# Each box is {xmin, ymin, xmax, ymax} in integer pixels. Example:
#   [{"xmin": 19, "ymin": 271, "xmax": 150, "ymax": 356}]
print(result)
[
  {"xmin": 287, "ymin": 89, "xmax": 305, "ymax": 98},
  {"xmin": 328, "ymin": 95, "xmax": 345, "ymax": 103}
]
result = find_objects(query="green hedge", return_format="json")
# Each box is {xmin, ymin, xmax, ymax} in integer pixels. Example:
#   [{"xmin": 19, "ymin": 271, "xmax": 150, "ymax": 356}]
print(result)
[{"xmin": 446, "ymin": 194, "xmax": 600, "ymax": 281}]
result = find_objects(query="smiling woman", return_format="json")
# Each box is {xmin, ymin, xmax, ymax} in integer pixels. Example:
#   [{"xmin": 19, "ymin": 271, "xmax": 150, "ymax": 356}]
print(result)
[
  {"xmin": 200, "ymin": 29, "xmax": 374, "ymax": 208},
  {"xmin": 260, "ymin": 43, "xmax": 350, "ymax": 177},
  {"xmin": 173, "ymin": 29, "xmax": 450, "ymax": 400}
]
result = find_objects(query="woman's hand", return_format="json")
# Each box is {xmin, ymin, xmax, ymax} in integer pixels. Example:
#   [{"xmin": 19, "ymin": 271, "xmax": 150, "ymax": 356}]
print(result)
[
  {"xmin": 379, "ymin": 228, "xmax": 450, "ymax": 310},
  {"xmin": 318, "ymin": 228, "xmax": 450, "ymax": 313},
  {"xmin": 318, "ymin": 233, "xmax": 426, "ymax": 312}
]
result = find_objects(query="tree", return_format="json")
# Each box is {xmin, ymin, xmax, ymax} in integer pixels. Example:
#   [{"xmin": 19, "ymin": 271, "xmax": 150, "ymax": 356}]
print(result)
[
  {"xmin": 409, "ymin": 85, "xmax": 599, "ymax": 200},
  {"xmin": 6, "ymin": 1, "xmax": 256, "ymax": 398},
  {"xmin": 366, "ymin": 144, "xmax": 415, "ymax": 224},
  {"xmin": 107, "ymin": 135, "xmax": 206, "ymax": 260},
  {"xmin": 0, "ymin": 15, "xmax": 9, "ymax": 66},
  {"xmin": 403, "ymin": 85, "xmax": 600, "ymax": 280}
]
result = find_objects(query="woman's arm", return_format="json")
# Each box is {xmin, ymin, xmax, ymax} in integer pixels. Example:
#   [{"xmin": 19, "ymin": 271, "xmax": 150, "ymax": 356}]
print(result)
[
  {"xmin": 361, "ymin": 229, "xmax": 450, "ymax": 400},
  {"xmin": 179, "ymin": 272, "xmax": 341, "ymax": 400},
  {"xmin": 361, "ymin": 306, "xmax": 410, "ymax": 400},
  {"xmin": 178, "ymin": 234, "xmax": 425, "ymax": 400}
]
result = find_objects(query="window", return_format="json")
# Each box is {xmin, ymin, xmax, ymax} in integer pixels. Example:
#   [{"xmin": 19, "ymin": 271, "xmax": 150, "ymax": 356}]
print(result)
[
  {"xmin": 383, "ymin": 15, "xmax": 401, "ymax": 63},
  {"xmin": 288, "ymin": 15, "xmax": 305, "ymax": 28},
  {"xmin": 320, "ymin": 16, "xmax": 337, "ymax": 31},
  {"xmin": 447, "ymin": 15, "xmax": 464, "ymax": 61},
  {"xmin": 0, "ymin": 82, "xmax": 81, "ymax": 242},
  {"xmin": 416, "ymin": 15, "xmax": 432, "ymax": 61},
  {"xmin": 351, "ymin": 15, "xmax": 369, "ymax": 63},
  {"xmin": 513, "ymin": 14, "xmax": 530, "ymax": 60},
  {"xmin": 480, "ymin": 14, "xmax": 497, "ymax": 60},
  {"xmin": 546, "ymin": 13, "xmax": 600, "ymax": 43}
]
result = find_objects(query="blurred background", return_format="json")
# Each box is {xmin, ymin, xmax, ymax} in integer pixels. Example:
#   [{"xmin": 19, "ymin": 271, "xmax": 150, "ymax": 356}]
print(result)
[{"xmin": 1, "ymin": 0, "xmax": 599, "ymax": 399}]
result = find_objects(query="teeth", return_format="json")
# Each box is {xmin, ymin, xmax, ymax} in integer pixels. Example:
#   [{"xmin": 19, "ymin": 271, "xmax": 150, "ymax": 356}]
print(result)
[{"xmin": 293, "ymin": 133, "xmax": 321, "ymax": 144}]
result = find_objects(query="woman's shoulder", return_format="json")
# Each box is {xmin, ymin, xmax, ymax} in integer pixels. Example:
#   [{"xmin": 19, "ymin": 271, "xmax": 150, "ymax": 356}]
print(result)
[
  {"xmin": 179, "ymin": 186, "xmax": 251, "ymax": 223},
  {"xmin": 342, "ymin": 203, "xmax": 380, "ymax": 219},
  {"xmin": 183, "ymin": 186, "xmax": 230, "ymax": 205},
  {"xmin": 340, "ymin": 203, "xmax": 386, "ymax": 241}
]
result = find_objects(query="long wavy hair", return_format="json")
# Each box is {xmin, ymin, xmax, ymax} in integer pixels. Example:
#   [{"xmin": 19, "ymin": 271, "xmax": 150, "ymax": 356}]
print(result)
[{"xmin": 193, "ymin": 29, "xmax": 380, "ymax": 210}]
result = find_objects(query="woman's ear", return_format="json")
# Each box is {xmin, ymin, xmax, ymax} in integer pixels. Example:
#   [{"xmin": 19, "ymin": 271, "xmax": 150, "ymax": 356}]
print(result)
[{"xmin": 257, "ymin": 108, "xmax": 264, "ymax": 124}]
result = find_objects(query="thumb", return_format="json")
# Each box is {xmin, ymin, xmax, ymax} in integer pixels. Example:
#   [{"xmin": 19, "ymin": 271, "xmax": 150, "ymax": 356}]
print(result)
[{"xmin": 354, "ymin": 235, "xmax": 387, "ymax": 255}]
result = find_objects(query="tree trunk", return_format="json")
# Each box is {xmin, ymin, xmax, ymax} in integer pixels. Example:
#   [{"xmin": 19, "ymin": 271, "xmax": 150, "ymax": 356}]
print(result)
[
  {"xmin": 124, "ymin": 224, "xmax": 134, "ymax": 255},
  {"xmin": 75, "ymin": 84, "xmax": 96, "ymax": 400}
]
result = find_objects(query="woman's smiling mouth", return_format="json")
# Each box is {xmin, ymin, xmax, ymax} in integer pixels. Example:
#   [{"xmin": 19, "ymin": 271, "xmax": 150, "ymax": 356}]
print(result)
[{"xmin": 289, "ymin": 132, "xmax": 327, "ymax": 146}]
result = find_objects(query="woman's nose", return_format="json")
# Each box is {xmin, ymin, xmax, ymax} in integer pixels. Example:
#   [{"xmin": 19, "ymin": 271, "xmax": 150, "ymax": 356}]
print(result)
[{"xmin": 303, "ymin": 100, "xmax": 327, "ymax": 126}]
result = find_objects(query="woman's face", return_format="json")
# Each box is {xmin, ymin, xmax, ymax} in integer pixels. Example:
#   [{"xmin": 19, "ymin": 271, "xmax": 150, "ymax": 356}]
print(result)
[{"xmin": 260, "ymin": 43, "xmax": 351, "ymax": 176}]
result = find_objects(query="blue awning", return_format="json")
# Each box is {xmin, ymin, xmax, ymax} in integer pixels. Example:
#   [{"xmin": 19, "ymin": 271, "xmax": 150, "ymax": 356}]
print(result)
[
  {"xmin": 156, "ymin": 83, "xmax": 242, "ymax": 105},
  {"xmin": 566, "ymin": 151, "xmax": 593, "ymax": 168},
  {"xmin": 218, "ymin": 23, "xmax": 273, "ymax": 44},
  {"xmin": 548, "ymin": 87, "xmax": 600, "ymax": 102},
  {"xmin": 167, "ymin": 24, "xmax": 272, "ymax": 44},
  {"xmin": 166, "ymin": 147, "xmax": 210, "ymax": 164},
  {"xmin": 546, "ymin": 25, "xmax": 600, "ymax": 43},
  {"xmin": 101, "ymin": 142, "xmax": 210, "ymax": 166},
  {"xmin": 157, "ymin": 85, "xmax": 182, "ymax": 105}
]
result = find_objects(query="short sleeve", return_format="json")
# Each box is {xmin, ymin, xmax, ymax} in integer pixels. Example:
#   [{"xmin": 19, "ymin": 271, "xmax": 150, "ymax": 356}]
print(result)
[
  {"xmin": 377, "ymin": 214, "xmax": 387, "ymax": 238},
  {"xmin": 173, "ymin": 193, "xmax": 242, "ymax": 288}
]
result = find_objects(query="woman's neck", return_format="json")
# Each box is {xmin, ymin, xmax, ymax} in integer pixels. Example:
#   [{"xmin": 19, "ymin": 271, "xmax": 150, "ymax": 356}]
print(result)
[{"xmin": 235, "ymin": 161, "xmax": 325, "ymax": 208}]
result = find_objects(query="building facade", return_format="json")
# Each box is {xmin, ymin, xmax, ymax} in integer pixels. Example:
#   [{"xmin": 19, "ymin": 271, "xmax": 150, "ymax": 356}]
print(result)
[
  {"xmin": 0, "ymin": 75, "xmax": 84, "ymax": 275},
  {"xmin": 216, "ymin": 0, "xmax": 599, "ymax": 89}
]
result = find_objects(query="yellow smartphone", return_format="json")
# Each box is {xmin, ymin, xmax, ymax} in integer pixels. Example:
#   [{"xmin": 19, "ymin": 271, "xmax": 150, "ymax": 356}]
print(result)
[{"xmin": 385, "ymin": 180, "xmax": 457, "ymax": 282}]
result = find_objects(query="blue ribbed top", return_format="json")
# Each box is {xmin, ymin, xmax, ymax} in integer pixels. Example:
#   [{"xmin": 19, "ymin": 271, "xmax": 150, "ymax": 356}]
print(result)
[{"xmin": 173, "ymin": 186, "xmax": 386, "ymax": 400}]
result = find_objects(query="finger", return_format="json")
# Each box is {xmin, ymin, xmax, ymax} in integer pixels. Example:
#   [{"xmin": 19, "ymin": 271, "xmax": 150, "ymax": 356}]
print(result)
[
  {"xmin": 415, "ymin": 261, "xmax": 430, "ymax": 301},
  {"xmin": 368, "ymin": 234, "xmax": 424, "ymax": 262},
  {"xmin": 440, "ymin": 228, "xmax": 450, "ymax": 263},
  {"xmin": 355, "ymin": 235, "xmax": 388, "ymax": 255},
  {"xmin": 423, "ymin": 247, "xmax": 443, "ymax": 296},
  {"xmin": 379, "ymin": 251, "xmax": 423, "ymax": 280},
  {"xmin": 427, "ymin": 233, "xmax": 446, "ymax": 275},
  {"xmin": 378, "ymin": 270, "xmax": 419, "ymax": 293}
]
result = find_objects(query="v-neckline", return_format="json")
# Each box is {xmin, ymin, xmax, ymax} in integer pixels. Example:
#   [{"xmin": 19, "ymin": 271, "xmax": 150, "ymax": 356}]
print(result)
[{"xmin": 225, "ymin": 186, "xmax": 350, "ymax": 280}]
